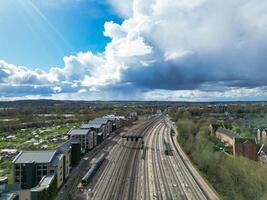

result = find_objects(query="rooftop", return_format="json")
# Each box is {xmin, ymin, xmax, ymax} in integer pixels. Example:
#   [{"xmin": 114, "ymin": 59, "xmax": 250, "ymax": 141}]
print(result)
[
  {"xmin": 58, "ymin": 138, "xmax": 80, "ymax": 152},
  {"xmin": 216, "ymin": 127, "xmax": 239, "ymax": 139},
  {"xmin": 81, "ymin": 122, "xmax": 104, "ymax": 129},
  {"xmin": 12, "ymin": 150, "xmax": 56, "ymax": 164},
  {"xmin": 89, "ymin": 118, "xmax": 112, "ymax": 124},
  {"xmin": 51, "ymin": 153, "xmax": 63, "ymax": 166},
  {"xmin": 0, "ymin": 192, "xmax": 18, "ymax": 200},
  {"xmin": 235, "ymin": 137, "xmax": 256, "ymax": 144},
  {"xmin": 39, "ymin": 175, "xmax": 55, "ymax": 187},
  {"xmin": 68, "ymin": 129, "xmax": 90, "ymax": 136},
  {"xmin": 94, "ymin": 117, "xmax": 112, "ymax": 121}
]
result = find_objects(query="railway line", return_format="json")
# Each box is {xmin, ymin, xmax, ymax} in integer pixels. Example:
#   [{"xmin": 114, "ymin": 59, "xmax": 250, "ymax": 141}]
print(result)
[
  {"xmin": 78, "ymin": 115, "xmax": 218, "ymax": 200},
  {"xmin": 90, "ymin": 117, "xmax": 161, "ymax": 200},
  {"xmin": 140, "ymin": 118, "xmax": 208, "ymax": 200}
]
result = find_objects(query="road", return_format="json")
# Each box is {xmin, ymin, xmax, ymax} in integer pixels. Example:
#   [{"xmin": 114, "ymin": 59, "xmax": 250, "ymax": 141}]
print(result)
[{"xmin": 70, "ymin": 115, "xmax": 219, "ymax": 200}]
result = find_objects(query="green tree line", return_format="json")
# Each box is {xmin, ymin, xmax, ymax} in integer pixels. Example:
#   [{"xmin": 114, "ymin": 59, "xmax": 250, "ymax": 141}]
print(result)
[{"xmin": 174, "ymin": 116, "xmax": 267, "ymax": 200}]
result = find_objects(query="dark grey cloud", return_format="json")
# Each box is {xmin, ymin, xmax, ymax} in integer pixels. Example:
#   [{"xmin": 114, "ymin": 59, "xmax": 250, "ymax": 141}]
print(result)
[{"xmin": 120, "ymin": 44, "xmax": 267, "ymax": 91}]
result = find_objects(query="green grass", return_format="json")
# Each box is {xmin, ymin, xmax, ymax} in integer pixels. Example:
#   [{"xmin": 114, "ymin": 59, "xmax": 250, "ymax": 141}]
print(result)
[
  {"xmin": 0, "ymin": 122, "xmax": 79, "ymax": 150},
  {"xmin": 0, "ymin": 121, "xmax": 81, "ymax": 185},
  {"xmin": 0, "ymin": 160, "xmax": 13, "ymax": 184}
]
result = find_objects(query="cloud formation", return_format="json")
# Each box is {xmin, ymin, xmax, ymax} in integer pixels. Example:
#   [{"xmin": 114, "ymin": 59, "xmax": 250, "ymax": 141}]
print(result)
[{"xmin": 1, "ymin": 0, "xmax": 267, "ymax": 100}]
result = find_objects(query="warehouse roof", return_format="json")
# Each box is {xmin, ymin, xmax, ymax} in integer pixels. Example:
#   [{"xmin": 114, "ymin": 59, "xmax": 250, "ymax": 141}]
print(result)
[
  {"xmin": 216, "ymin": 127, "xmax": 239, "ymax": 139},
  {"xmin": 68, "ymin": 129, "xmax": 90, "ymax": 136},
  {"xmin": 13, "ymin": 150, "xmax": 56, "ymax": 164}
]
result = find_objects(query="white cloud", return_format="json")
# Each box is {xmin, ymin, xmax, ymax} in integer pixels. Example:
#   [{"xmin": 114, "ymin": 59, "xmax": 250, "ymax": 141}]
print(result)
[
  {"xmin": 2, "ymin": 0, "xmax": 267, "ymax": 100},
  {"xmin": 107, "ymin": 0, "xmax": 133, "ymax": 18},
  {"xmin": 78, "ymin": 88, "xmax": 87, "ymax": 93},
  {"xmin": 52, "ymin": 86, "xmax": 62, "ymax": 93},
  {"xmin": 144, "ymin": 87, "xmax": 267, "ymax": 101},
  {"xmin": 0, "ymin": 60, "xmax": 52, "ymax": 85}
]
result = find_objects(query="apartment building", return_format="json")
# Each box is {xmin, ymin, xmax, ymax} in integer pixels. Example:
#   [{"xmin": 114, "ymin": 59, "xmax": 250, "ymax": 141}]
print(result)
[
  {"xmin": 68, "ymin": 129, "xmax": 95, "ymax": 151},
  {"xmin": 103, "ymin": 115, "xmax": 122, "ymax": 130},
  {"xmin": 12, "ymin": 150, "xmax": 66, "ymax": 189},
  {"xmin": 89, "ymin": 118, "xmax": 112, "ymax": 137},
  {"xmin": 81, "ymin": 121, "xmax": 107, "ymax": 141}
]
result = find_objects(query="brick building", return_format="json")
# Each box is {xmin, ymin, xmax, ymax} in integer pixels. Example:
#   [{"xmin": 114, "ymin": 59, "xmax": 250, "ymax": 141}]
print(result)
[{"xmin": 214, "ymin": 127, "xmax": 239, "ymax": 146}]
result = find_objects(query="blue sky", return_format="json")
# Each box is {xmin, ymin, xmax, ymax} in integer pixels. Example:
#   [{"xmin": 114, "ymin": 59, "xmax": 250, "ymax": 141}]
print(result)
[
  {"xmin": 1, "ymin": 0, "xmax": 267, "ymax": 101},
  {"xmin": 0, "ymin": 0, "xmax": 122, "ymax": 69}
]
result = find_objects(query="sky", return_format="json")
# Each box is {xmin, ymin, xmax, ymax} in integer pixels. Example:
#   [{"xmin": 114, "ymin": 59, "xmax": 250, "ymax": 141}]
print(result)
[{"xmin": 1, "ymin": 0, "xmax": 267, "ymax": 101}]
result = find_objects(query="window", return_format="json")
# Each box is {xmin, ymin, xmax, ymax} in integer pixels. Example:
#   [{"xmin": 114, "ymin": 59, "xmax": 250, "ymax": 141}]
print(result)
[
  {"xmin": 50, "ymin": 169, "xmax": 55, "ymax": 174},
  {"xmin": 43, "ymin": 171, "xmax": 47, "ymax": 175}
]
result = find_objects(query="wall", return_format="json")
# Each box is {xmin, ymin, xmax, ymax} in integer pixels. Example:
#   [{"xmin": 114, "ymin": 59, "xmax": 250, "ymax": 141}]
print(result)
[{"xmin": 234, "ymin": 140, "xmax": 258, "ymax": 161}]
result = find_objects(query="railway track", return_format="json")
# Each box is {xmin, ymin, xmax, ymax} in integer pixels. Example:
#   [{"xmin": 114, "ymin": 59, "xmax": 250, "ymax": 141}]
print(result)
[
  {"xmin": 156, "ymin": 124, "xmax": 175, "ymax": 199},
  {"xmin": 84, "ymin": 115, "xmax": 217, "ymax": 200},
  {"xmin": 141, "ymin": 117, "xmax": 208, "ymax": 200},
  {"xmin": 160, "ymin": 126, "xmax": 187, "ymax": 199},
  {"xmin": 91, "ymin": 116, "xmax": 161, "ymax": 200},
  {"xmin": 165, "ymin": 128, "xmax": 202, "ymax": 199}
]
